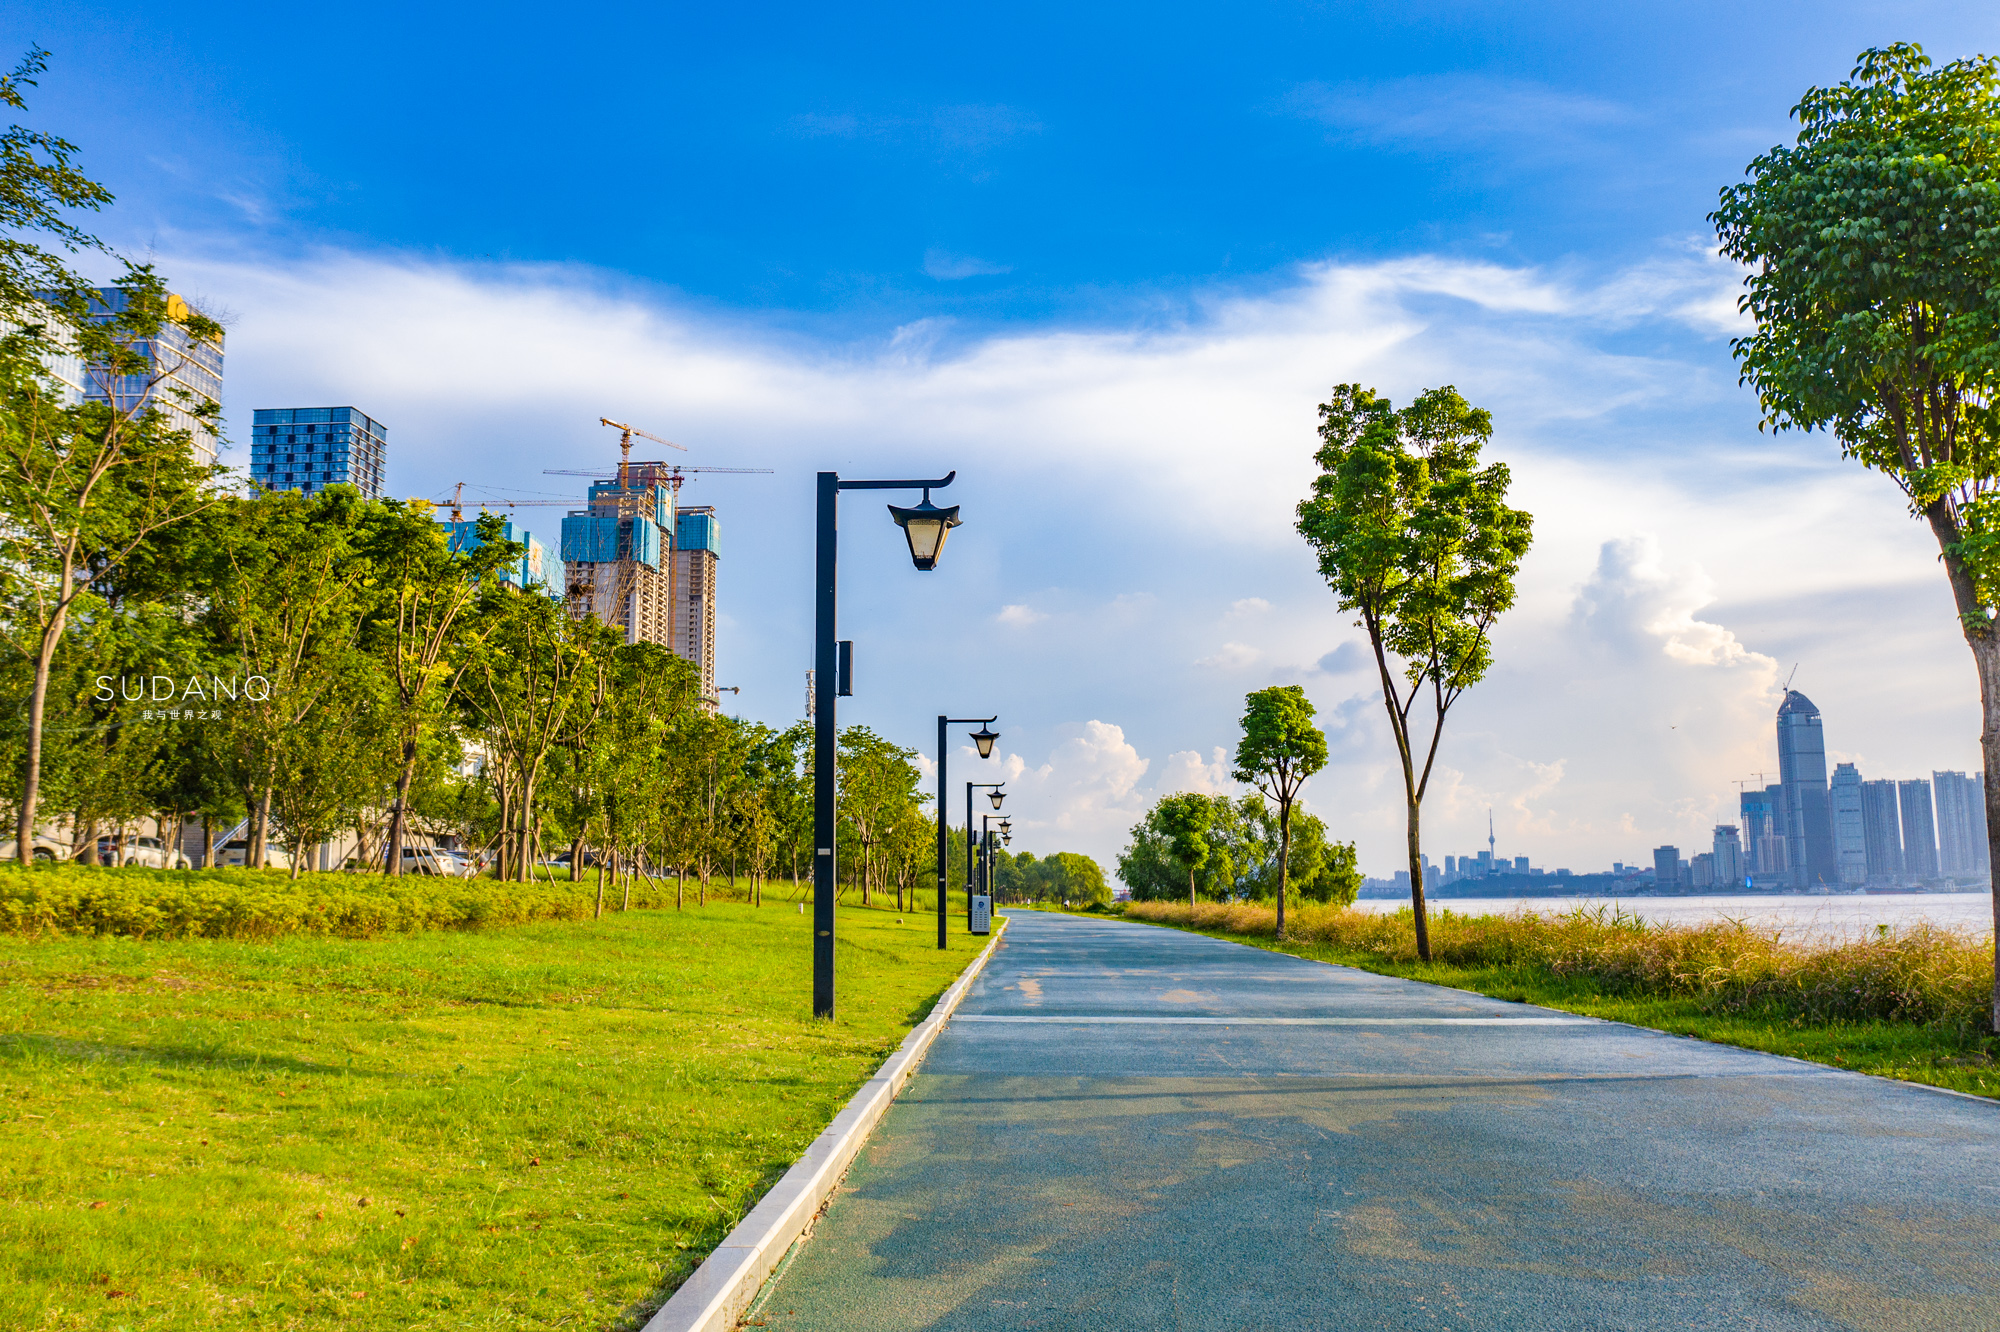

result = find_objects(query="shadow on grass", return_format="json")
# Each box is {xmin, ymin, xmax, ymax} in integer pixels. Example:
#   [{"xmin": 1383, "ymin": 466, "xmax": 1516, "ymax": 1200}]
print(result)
[{"xmin": 0, "ymin": 1031, "xmax": 379, "ymax": 1077}]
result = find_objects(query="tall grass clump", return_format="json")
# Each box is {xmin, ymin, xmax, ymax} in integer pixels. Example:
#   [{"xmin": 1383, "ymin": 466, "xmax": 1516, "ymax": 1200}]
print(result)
[
  {"xmin": 1123, "ymin": 899, "xmax": 1995, "ymax": 1034},
  {"xmin": 0, "ymin": 863, "xmax": 742, "ymax": 940}
]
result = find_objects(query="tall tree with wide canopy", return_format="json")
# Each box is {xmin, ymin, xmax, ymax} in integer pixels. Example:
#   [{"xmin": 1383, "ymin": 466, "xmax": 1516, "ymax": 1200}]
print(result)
[
  {"xmin": 1296, "ymin": 385, "xmax": 1532, "ymax": 961},
  {"xmin": 1154, "ymin": 791, "xmax": 1215, "ymax": 908},
  {"xmin": 1231, "ymin": 685, "xmax": 1327, "ymax": 941},
  {"xmin": 1712, "ymin": 43, "xmax": 2000, "ymax": 1021}
]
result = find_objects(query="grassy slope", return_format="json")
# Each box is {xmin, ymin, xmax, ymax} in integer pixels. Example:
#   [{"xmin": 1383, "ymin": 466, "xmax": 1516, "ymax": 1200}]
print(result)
[
  {"xmin": 1081, "ymin": 909, "xmax": 2000, "ymax": 1100},
  {"xmin": 2, "ymin": 895, "xmax": 985, "ymax": 1331}
]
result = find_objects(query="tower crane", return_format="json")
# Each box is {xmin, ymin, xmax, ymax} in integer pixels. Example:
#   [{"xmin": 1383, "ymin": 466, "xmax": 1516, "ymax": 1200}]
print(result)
[
  {"xmin": 599, "ymin": 417, "xmax": 685, "ymax": 488},
  {"xmin": 542, "ymin": 462, "xmax": 774, "ymax": 495}
]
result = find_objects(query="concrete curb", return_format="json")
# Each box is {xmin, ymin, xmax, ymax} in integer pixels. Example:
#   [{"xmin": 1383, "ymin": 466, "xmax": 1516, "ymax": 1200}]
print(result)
[{"xmin": 641, "ymin": 914, "xmax": 1010, "ymax": 1332}]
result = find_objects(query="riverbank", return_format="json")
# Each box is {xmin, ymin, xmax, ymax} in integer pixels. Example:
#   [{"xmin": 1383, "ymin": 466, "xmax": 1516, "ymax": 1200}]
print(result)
[{"xmin": 1119, "ymin": 899, "xmax": 1998, "ymax": 1099}]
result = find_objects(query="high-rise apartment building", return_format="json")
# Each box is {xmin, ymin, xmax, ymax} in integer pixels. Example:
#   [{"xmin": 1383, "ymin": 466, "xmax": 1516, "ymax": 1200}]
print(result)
[
  {"xmin": 1860, "ymin": 779, "xmax": 1904, "ymax": 880},
  {"xmin": 673, "ymin": 507, "xmax": 719, "ymax": 701},
  {"xmin": 55, "ymin": 289, "xmax": 225, "ymax": 467},
  {"xmin": 1932, "ymin": 770, "xmax": 1989, "ymax": 877},
  {"xmin": 1776, "ymin": 690, "xmax": 1838, "ymax": 887},
  {"xmin": 249, "ymin": 408, "xmax": 387, "ymax": 498},
  {"xmin": 1829, "ymin": 762, "xmax": 1867, "ymax": 885},
  {"xmin": 561, "ymin": 464, "xmax": 722, "ymax": 700},
  {"xmin": 1899, "ymin": 779, "xmax": 1940, "ymax": 878}
]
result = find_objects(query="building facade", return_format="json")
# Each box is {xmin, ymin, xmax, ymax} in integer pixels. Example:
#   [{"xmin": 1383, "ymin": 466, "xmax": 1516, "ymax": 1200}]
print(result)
[
  {"xmin": 1829, "ymin": 762, "xmax": 1867, "ymax": 885},
  {"xmin": 1932, "ymin": 770, "xmax": 1989, "ymax": 878},
  {"xmin": 61, "ymin": 289, "xmax": 225, "ymax": 467},
  {"xmin": 1775, "ymin": 690, "xmax": 1838, "ymax": 887},
  {"xmin": 1860, "ymin": 779, "xmax": 1904, "ymax": 880},
  {"xmin": 1711, "ymin": 824, "xmax": 1745, "ymax": 888},
  {"xmin": 249, "ymin": 407, "xmax": 387, "ymax": 498},
  {"xmin": 1898, "ymin": 779, "xmax": 1940, "ymax": 879},
  {"xmin": 673, "ymin": 507, "xmax": 719, "ymax": 701},
  {"xmin": 441, "ymin": 517, "xmax": 561, "ymax": 593},
  {"xmin": 1653, "ymin": 844, "xmax": 1681, "ymax": 891}
]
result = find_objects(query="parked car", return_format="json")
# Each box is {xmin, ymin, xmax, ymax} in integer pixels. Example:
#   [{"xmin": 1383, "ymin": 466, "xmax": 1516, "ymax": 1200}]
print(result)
[
  {"xmin": 0, "ymin": 834, "xmax": 69, "ymax": 863},
  {"xmin": 215, "ymin": 839, "xmax": 292, "ymax": 870},
  {"xmin": 400, "ymin": 846, "xmax": 474, "ymax": 877},
  {"xmin": 94, "ymin": 835, "xmax": 188, "ymax": 869}
]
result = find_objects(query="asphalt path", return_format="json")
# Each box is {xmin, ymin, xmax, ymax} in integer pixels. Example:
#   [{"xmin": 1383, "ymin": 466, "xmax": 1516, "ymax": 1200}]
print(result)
[{"xmin": 753, "ymin": 909, "xmax": 2000, "ymax": 1330}]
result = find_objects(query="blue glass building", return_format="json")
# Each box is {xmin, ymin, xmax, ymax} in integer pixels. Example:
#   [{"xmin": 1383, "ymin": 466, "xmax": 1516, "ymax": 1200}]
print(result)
[
  {"xmin": 249, "ymin": 407, "xmax": 387, "ymax": 498},
  {"xmin": 441, "ymin": 517, "xmax": 562, "ymax": 595},
  {"xmin": 47, "ymin": 289, "xmax": 225, "ymax": 467}
]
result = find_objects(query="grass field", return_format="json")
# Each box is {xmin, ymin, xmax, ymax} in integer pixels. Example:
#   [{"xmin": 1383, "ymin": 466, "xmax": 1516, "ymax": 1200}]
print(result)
[
  {"xmin": 1102, "ymin": 901, "xmax": 2000, "ymax": 1100},
  {"xmin": 1, "ymin": 889, "xmax": 988, "ymax": 1331}
]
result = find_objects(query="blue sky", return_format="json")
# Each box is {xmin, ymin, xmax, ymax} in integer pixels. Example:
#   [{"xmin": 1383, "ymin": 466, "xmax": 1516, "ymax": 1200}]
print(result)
[{"xmin": 12, "ymin": 1, "xmax": 2000, "ymax": 873}]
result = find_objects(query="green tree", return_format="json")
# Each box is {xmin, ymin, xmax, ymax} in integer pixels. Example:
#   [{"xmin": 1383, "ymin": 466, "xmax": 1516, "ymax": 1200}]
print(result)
[
  {"xmin": 1711, "ymin": 43, "xmax": 2000, "ymax": 1017},
  {"xmin": 1296, "ymin": 384, "xmax": 1532, "ymax": 961},
  {"xmin": 1155, "ymin": 792, "xmax": 1216, "ymax": 908},
  {"xmin": 1231, "ymin": 686, "xmax": 1327, "ymax": 940}
]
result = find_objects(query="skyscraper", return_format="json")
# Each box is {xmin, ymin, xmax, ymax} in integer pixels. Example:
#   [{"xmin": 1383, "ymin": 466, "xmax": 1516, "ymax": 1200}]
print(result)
[
  {"xmin": 249, "ymin": 408, "xmax": 387, "ymax": 499},
  {"xmin": 1932, "ymin": 770, "xmax": 1988, "ymax": 877},
  {"xmin": 1830, "ymin": 762, "xmax": 1867, "ymax": 885},
  {"xmin": 1740, "ymin": 786, "xmax": 1779, "ymax": 874},
  {"xmin": 1860, "ymin": 779, "xmax": 1903, "ymax": 880},
  {"xmin": 441, "ymin": 517, "xmax": 561, "ymax": 593},
  {"xmin": 1899, "ymin": 779, "xmax": 1939, "ymax": 879},
  {"xmin": 1776, "ymin": 690, "xmax": 1838, "ymax": 886},
  {"xmin": 1712, "ymin": 824, "xmax": 1745, "ymax": 887},
  {"xmin": 1653, "ymin": 845, "xmax": 1681, "ymax": 891}
]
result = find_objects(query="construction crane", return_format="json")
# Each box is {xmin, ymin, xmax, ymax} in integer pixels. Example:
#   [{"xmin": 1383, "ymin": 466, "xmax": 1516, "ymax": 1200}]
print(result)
[
  {"xmin": 542, "ymin": 463, "xmax": 774, "ymax": 496},
  {"xmin": 599, "ymin": 417, "xmax": 685, "ymax": 488},
  {"xmin": 438, "ymin": 484, "xmax": 579, "ymax": 522}
]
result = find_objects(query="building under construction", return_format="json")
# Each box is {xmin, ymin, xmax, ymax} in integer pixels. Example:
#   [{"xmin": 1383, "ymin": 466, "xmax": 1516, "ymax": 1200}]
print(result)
[{"xmin": 561, "ymin": 461, "xmax": 721, "ymax": 702}]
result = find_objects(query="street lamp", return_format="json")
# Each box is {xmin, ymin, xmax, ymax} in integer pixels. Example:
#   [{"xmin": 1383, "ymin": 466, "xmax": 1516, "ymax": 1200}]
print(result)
[
  {"xmin": 813, "ymin": 468, "xmax": 959, "ymax": 1020},
  {"xmin": 887, "ymin": 489, "xmax": 962, "ymax": 571},
  {"xmin": 987, "ymin": 789, "xmax": 1006, "ymax": 810},
  {"xmin": 935, "ymin": 714, "xmax": 998, "ymax": 951},
  {"xmin": 967, "ymin": 781, "xmax": 1004, "ymax": 932}
]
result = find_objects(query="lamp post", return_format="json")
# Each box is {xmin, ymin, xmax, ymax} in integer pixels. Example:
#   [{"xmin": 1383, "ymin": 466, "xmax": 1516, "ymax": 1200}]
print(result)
[
  {"xmin": 979, "ymin": 813, "xmax": 1004, "ymax": 906},
  {"xmin": 814, "ymin": 469, "xmax": 960, "ymax": 1020},
  {"xmin": 966, "ymin": 782, "xmax": 1004, "ymax": 928},
  {"xmin": 936, "ymin": 715, "xmax": 999, "ymax": 950}
]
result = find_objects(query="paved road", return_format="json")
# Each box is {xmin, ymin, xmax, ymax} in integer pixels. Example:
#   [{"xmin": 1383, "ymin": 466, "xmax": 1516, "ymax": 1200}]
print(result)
[{"xmin": 754, "ymin": 910, "xmax": 2000, "ymax": 1330}]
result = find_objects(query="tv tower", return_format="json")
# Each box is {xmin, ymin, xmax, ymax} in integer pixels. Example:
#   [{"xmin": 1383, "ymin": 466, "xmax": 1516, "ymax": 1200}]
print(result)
[{"xmin": 1488, "ymin": 809, "xmax": 1496, "ymax": 862}]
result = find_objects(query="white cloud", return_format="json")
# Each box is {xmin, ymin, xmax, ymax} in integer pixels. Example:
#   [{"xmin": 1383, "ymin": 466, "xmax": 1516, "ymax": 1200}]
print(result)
[
  {"xmin": 1229, "ymin": 597, "xmax": 1271, "ymax": 615},
  {"xmin": 1194, "ymin": 642, "xmax": 1262, "ymax": 670},
  {"xmin": 151, "ymin": 239, "xmax": 1981, "ymax": 876}
]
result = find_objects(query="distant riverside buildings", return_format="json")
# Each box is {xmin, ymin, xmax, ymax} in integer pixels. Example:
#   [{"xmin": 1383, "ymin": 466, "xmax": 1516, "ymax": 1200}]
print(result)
[
  {"xmin": 1934, "ymin": 770, "xmax": 1989, "ymax": 876},
  {"xmin": 249, "ymin": 407, "xmax": 387, "ymax": 499},
  {"xmin": 1775, "ymin": 691, "xmax": 1838, "ymax": 886}
]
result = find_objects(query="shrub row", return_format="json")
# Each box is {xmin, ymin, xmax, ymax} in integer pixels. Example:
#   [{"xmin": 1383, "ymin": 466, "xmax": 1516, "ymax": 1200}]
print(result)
[
  {"xmin": 1122, "ymin": 899, "xmax": 1996, "ymax": 1033},
  {"xmin": 0, "ymin": 864, "xmax": 754, "ymax": 941}
]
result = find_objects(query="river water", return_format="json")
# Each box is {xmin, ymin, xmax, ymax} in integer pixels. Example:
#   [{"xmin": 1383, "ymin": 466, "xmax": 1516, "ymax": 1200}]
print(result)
[{"xmin": 1351, "ymin": 892, "xmax": 1994, "ymax": 942}]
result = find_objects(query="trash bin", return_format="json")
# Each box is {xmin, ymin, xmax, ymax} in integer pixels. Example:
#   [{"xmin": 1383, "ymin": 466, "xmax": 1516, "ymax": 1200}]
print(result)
[{"xmin": 970, "ymin": 894, "xmax": 992, "ymax": 935}]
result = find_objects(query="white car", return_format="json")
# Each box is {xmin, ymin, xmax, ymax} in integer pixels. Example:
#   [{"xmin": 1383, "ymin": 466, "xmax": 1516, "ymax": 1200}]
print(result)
[
  {"xmin": 400, "ymin": 846, "xmax": 474, "ymax": 877},
  {"xmin": 214, "ymin": 839, "xmax": 292, "ymax": 871},
  {"xmin": 95, "ymin": 836, "xmax": 190, "ymax": 869}
]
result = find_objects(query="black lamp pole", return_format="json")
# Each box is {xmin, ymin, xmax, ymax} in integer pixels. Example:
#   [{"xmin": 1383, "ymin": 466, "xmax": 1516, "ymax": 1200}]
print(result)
[
  {"xmin": 936, "ymin": 715, "xmax": 998, "ymax": 950},
  {"xmin": 814, "ymin": 468, "xmax": 959, "ymax": 1021},
  {"xmin": 966, "ymin": 781, "xmax": 1004, "ymax": 926}
]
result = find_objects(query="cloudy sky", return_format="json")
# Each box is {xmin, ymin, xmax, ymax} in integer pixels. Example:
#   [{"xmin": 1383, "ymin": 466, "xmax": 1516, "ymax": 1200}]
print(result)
[{"xmin": 12, "ymin": 1, "xmax": 2000, "ymax": 875}]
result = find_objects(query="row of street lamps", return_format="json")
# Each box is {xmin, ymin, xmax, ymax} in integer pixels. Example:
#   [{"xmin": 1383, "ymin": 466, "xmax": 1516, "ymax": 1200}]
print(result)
[{"xmin": 812, "ymin": 469, "xmax": 1015, "ymax": 1020}]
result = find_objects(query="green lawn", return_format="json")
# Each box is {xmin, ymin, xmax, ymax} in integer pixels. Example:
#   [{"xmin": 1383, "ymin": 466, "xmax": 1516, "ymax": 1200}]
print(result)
[
  {"xmin": 1, "ymin": 893, "xmax": 987, "ymax": 1331},
  {"xmin": 1087, "ymin": 909, "xmax": 2000, "ymax": 1100}
]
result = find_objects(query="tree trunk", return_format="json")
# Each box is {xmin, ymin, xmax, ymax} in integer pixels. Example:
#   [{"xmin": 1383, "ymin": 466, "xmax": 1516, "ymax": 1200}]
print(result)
[
  {"xmin": 1967, "ymin": 622, "xmax": 2000, "ymax": 1031},
  {"xmin": 251, "ymin": 787, "xmax": 273, "ymax": 871},
  {"xmin": 383, "ymin": 735, "xmax": 418, "ymax": 876},
  {"xmin": 75, "ymin": 816, "xmax": 97, "ymax": 866},
  {"xmin": 202, "ymin": 814, "xmax": 214, "ymax": 870},
  {"xmin": 622, "ymin": 853, "xmax": 631, "ymax": 911},
  {"xmin": 593, "ymin": 849, "xmax": 605, "ymax": 918},
  {"xmin": 1403, "ymin": 796, "xmax": 1432, "ymax": 962},
  {"xmin": 16, "ymin": 612, "xmax": 66, "ymax": 866},
  {"xmin": 1276, "ymin": 799, "xmax": 1292, "ymax": 941},
  {"xmin": 677, "ymin": 863, "xmax": 684, "ymax": 911},
  {"xmin": 1189, "ymin": 864, "xmax": 1196, "ymax": 909},
  {"xmin": 569, "ymin": 833, "xmax": 585, "ymax": 885}
]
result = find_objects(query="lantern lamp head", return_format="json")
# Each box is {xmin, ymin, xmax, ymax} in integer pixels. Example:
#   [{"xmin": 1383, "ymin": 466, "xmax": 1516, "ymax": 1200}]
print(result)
[
  {"xmin": 887, "ymin": 488, "xmax": 963, "ymax": 572},
  {"xmin": 970, "ymin": 724, "xmax": 999, "ymax": 759},
  {"xmin": 988, "ymin": 789, "xmax": 1006, "ymax": 809}
]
